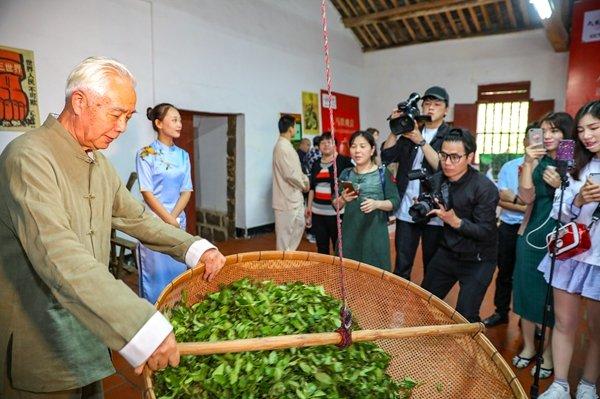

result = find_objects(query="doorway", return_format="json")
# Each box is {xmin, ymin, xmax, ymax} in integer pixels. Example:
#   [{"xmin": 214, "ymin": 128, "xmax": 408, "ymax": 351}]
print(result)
[{"xmin": 176, "ymin": 110, "xmax": 241, "ymax": 242}]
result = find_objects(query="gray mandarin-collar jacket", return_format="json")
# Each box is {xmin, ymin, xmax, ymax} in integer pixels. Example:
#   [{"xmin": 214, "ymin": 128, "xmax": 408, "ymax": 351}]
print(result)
[{"xmin": 0, "ymin": 116, "xmax": 198, "ymax": 391}]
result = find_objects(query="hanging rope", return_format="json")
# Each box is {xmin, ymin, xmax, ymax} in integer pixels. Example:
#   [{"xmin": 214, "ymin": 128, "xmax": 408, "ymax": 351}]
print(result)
[{"xmin": 320, "ymin": 0, "xmax": 353, "ymax": 348}]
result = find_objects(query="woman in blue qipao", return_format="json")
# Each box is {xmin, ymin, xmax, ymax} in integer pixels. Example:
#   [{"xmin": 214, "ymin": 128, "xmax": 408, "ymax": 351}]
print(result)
[{"xmin": 136, "ymin": 103, "xmax": 193, "ymax": 303}]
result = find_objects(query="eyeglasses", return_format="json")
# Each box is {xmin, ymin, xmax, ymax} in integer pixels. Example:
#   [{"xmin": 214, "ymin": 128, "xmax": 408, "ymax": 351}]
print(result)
[{"xmin": 438, "ymin": 151, "xmax": 467, "ymax": 164}]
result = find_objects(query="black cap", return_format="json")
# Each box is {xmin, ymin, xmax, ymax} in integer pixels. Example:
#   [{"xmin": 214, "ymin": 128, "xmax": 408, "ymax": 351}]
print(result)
[{"xmin": 422, "ymin": 86, "xmax": 449, "ymax": 104}]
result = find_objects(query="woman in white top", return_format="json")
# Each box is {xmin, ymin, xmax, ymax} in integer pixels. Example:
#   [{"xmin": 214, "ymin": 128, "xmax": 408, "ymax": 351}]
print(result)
[{"xmin": 538, "ymin": 100, "xmax": 600, "ymax": 399}]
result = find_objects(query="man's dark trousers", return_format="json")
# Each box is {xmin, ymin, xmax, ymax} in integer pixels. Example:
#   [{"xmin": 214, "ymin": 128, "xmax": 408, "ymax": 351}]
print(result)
[
  {"xmin": 493, "ymin": 221, "xmax": 521, "ymax": 316},
  {"xmin": 394, "ymin": 220, "xmax": 443, "ymax": 281},
  {"xmin": 422, "ymin": 248, "xmax": 496, "ymax": 322}
]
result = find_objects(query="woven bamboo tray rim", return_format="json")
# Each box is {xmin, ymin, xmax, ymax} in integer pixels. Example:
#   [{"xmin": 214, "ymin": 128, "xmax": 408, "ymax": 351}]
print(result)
[{"xmin": 144, "ymin": 251, "xmax": 526, "ymax": 399}]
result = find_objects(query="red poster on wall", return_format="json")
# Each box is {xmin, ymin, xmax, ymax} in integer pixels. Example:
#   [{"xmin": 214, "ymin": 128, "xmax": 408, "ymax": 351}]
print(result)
[
  {"xmin": 320, "ymin": 90, "xmax": 360, "ymax": 157},
  {"xmin": 565, "ymin": 0, "xmax": 600, "ymax": 116}
]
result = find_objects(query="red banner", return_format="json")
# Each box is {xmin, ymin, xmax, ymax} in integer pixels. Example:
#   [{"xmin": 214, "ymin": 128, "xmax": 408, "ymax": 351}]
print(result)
[
  {"xmin": 565, "ymin": 0, "xmax": 600, "ymax": 116},
  {"xmin": 320, "ymin": 90, "xmax": 360, "ymax": 157}
]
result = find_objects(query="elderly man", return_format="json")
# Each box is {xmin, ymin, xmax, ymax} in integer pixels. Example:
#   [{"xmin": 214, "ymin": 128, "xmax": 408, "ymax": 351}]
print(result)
[{"xmin": 0, "ymin": 57, "xmax": 226, "ymax": 398}]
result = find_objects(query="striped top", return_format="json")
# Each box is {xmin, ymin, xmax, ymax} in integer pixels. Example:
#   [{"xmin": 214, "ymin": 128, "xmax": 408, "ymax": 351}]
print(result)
[{"xmin": 310, "ymin": 155, "xmax": 353, "ymax": 216}]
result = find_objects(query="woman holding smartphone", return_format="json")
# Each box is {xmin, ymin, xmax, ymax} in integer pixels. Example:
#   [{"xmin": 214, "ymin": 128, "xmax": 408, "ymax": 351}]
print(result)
[
  {"xmin": 512, "ymin": 112, "xmax": 574, "ymax": 379},
  {"xmin": 538, "ymin": 100, "xmax": 600, "ymax": 399},
  {"xmin": 334, "ymin": 131, "xmax": 400, "ymax": 271},
  {"xmin": 136, "ymin": 103, "xmax": 193, "ymax": 303}
]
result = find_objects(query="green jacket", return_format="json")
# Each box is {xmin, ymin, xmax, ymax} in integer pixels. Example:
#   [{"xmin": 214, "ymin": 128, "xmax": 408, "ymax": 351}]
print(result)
[{"xmin": 0, "ymin": 116, "xmax": 198, "ymax": 392}]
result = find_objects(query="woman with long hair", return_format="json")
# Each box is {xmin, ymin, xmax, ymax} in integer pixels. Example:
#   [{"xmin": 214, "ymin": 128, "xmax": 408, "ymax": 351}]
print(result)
[
  {"xmin": 334, "ymin": 130, "xmax": 400, "ymax": 270},
  {"xmin": 512, "ymin": 112, "xmax": 575, "ymax": 379},
  {"xmin": 136, "ymin": 103, "xmax": 193, "ymax": 303},
  {"xmin": 538, "ymin": 101, "xmax": 600, "ymax": 399}
]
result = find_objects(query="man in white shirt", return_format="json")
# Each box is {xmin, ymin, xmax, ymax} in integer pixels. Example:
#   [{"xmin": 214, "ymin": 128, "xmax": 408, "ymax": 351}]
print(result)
[{"xmin": 272, "ymin": 115, "xmax": 310, "ymax": 251}]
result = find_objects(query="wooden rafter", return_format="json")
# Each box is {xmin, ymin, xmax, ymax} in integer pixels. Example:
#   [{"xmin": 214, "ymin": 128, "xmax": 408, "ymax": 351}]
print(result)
[
  {"xmin": 468, "ymin": 6, "xmax": 482, "ymax": 32},
  {"xmin": 401, "ymin": 18, "xmax": 418, "ymax": 41},
  {"xmin": 433, "ymin": 13, "xmax": 451, "ymax": 36},
  {"xmin": 445, "ymin": 10, "xmax": 461, "ymax": 36},
  {"xmin": 458, "ymin": 9, "xmax": 472, "ymax": 34},
  {"xmin": 361, "ymin": 0, "xmax": 392, "ymax": 46},
  {"xmin": 332, "ymin": 0, "xmax": 374, "ymax": 49},
  {"xmin": 517, "ymin": 0, "xmax": 531, "ymax": 26},
  {"xmin": 423, "ymin": 14, "xmax": 440, "ymax": 38},
  {"xmin": 343, "ymin": 0, "xmax": 504, "ymax": 28},
  {"xmin": 504, "ymin": 0, "xmax": 518, "ymax": 28},
  {"xmin": 480, "ymin": 4, "xmax": 492, "ymax": 29},
  {"xmin": 493, "ymin": 2, "xmax": 503, "ymax": 26},
  {"xmin": 541, "ymin": 0, "xmax": 569, "ymax": 51},
  {"xmin": 345, "ymin": 0, "xmax": 380, "ymax": 48}
]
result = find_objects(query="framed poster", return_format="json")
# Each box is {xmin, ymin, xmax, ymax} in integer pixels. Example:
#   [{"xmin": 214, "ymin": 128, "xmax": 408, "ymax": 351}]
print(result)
[
  {"xmin": 0, "ymin": 45, "xmax": 40, "ymax": 130},
  {"xmin": 320, "ymin": 90, "xmax": 360, "ymax": 157},
  {"xmin": 301, "ymin": 91, "xmax": 320, "ymax": 135}
]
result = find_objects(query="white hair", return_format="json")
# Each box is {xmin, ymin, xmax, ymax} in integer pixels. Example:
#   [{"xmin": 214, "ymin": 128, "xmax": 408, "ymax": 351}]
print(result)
[{"xmin": 65, "ymin": 56, "xmax": 136, "ymax": 99}]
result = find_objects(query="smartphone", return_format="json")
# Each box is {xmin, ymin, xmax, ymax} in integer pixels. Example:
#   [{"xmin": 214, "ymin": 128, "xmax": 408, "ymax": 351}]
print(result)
[
  {"xmin": 528, "ymin": 128, "xmax": 544, "ymax": 148},
  {"xmin": 340, "ymin": 180, "xmax": 358, "ymax": 195},
  {"xmin": 589, "ymin": 173, "xmax": 600, "ymax": 185},
  {"xmin": 556, "ymin": 139, "xmax": 575, "ymax": 163}
]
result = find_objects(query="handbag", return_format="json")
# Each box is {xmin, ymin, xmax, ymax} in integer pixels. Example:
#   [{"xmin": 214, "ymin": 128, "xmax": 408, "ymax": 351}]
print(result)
[{"xmin": 546, "ymin": 202, "xmax": 600, "ymax": 260}]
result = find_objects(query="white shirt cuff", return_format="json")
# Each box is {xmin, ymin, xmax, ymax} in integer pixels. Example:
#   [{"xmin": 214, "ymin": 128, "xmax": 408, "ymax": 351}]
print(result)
[
  {"xmin": 118, "ymin": 311, "xmax": 172, "ymax": 367},
  {"xmin": 184, "ymin": 239, "xmax": 217, "ymax": 268}
]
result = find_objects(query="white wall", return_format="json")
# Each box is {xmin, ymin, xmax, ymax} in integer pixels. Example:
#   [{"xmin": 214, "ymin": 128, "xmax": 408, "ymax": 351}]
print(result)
[
  {"xmin": 194, "ymin": 115, "xmax": 228, "ymax": 213},
  {"xmin": 0, "ymin": 0, "xmax": 364, "ymax": 229},
  {"xmin": 362, "ymin": 29, "xmax": 569, "ymax": 134},
  {"xmin": 0, "ymin": 1, "xmax": 570, "ymax": 229}
]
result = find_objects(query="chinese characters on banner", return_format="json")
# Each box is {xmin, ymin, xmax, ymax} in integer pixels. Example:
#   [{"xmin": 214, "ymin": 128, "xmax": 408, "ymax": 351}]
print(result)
[
  {"xmin": 566, "ymin": 1, "xmax": 600, "ymax": 115},
  {"xmin": 320, "ymin": 90, "xmax": 359, "ymax": 157},
  {"xmin": 0, "ymin": 45, "xmax": 40, "ymax": 131}
]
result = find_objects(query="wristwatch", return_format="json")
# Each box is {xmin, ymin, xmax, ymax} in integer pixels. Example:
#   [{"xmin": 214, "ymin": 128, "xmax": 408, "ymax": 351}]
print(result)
[{"xmin": 417, "ymin": 139, "xmax": 427, "ymax": 147}]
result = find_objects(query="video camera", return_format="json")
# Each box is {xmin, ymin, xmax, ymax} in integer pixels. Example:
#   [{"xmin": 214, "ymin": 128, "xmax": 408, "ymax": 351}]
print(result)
[
  {"xmin": 407, "ymin": 168, "xmax": 450, "ymax": 224},
  {"xmin": 388, "ymin": 93, "xmax": 432, "ymax": 136}
]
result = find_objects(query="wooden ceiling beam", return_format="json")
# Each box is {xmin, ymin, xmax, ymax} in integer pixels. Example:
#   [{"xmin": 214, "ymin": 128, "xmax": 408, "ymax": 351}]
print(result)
[
  {"xmin": 344, "ymin": 0, "xmax": 380, "ymax": 48},
  {"xmin": 401, "ymin": 18, "xmax": 418, "ymax": 41},
  {"xmin": 355, "ymin": 0, "xmax": 392, "ymax": 46},
  {"xmin": 458, "ymin": 9, "xmax": 472, "ymax": 34},
  {"xmin": 468, "ymin": 6, "xmax": 482, "ymax": 32},
  {"xmin": 423, "ymin": 15, "xmax": 441, "ymax": 38},
  {"xmin": 541, "ymin": 0, "xmax": 569, "ymax": 52},
  {"xmin": 445, "ymin": 11, "xmax": 461, "ymax": 36},
  {"xmin": 332, "ymin": 0, "xmax": 375, "ymax": 49},
  {"xmin": 517, "ymin": 0, "xmax": 531, "ymax": 26},
  {"xmin": 343, "ymin": 0, "xmax": 503, "ymax": 28},
  {"xmin": 433, "ymin": 13, "xmax": 451, "ymax": 36},
  {"xmin": 480, "ymin": 4, "xmax": 492, "ymax": 29},
  {"xmin": 504, "ymin": 0, "xmax": 518, "ymax": 28}
]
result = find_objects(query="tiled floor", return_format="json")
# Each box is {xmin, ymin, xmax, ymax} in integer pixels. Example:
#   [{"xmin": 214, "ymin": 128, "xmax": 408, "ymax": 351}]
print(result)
[{"xmin": 104, "ymin": 231, "xmax": 597, "ymax": 398}]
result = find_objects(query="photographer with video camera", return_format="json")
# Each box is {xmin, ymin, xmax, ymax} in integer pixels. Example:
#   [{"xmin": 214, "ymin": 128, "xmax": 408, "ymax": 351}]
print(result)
[
  {"xmin": 420, "ymin": 129, "xmax": 499, "ymax": 323},
  {"xmin": 381, "ymin": 86, "xmax": 451, "ymax": 281}
]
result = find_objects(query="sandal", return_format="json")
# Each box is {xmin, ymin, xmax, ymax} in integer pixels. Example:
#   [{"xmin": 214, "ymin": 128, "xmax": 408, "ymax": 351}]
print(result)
[
  {"xmin": 531, "ymin": 365, "xmax": 554, "ymax": 379},
  {"xmin": 512, "ymin": 354, "xmax": 534, "ymax": 369}
]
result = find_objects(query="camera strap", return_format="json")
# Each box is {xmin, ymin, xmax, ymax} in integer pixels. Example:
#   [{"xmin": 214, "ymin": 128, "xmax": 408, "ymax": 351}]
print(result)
[{"xmin": 587, "ymin": 202, "xmax": 600, "ymax": 229}]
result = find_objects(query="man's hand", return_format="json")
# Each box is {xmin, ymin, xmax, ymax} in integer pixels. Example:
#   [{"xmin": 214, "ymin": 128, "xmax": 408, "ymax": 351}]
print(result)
[
  {"xmin": 427, "ymin": 200, "xmax": 461, "ymax": 229},
  {"xmin": 198, "ymin": 248, "xmax": 226, "ymax": 282},
  {"xmin": 134, "ymin": 332, "xmax": 180, "ymax": 375},
  {"xmin": 403, "ymin": 126, "xmax": 424, "ymax": 145}
]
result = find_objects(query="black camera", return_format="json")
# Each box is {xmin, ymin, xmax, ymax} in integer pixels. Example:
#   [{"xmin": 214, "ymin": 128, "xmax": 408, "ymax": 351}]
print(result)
[
  {"xmin": 408, "ymin": 168, "xmax": 450, "ymax": 224},
  {"xmin": 388, "ymin": 93, "xmax": 432, "ymax": 136}
]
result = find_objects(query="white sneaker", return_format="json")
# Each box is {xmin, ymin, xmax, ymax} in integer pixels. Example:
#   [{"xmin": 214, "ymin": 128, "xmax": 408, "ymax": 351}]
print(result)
[
  {"xmin": 539, "ymin": 382, "xmax": 570, "ymax": 399},
  {"xmin": 576, "ymin": 382, "xmax": 599, "ymax": 399}
]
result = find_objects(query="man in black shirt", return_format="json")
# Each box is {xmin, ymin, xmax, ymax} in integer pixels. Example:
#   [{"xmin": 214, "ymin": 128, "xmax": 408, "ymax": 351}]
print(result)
[
  {"xmin": 421, "ymin": 129, "xmax": 499, "ymax": 322},
  {"xmin": 381, "ymin": 86, "xmax": 451, "ymax": 281}
]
